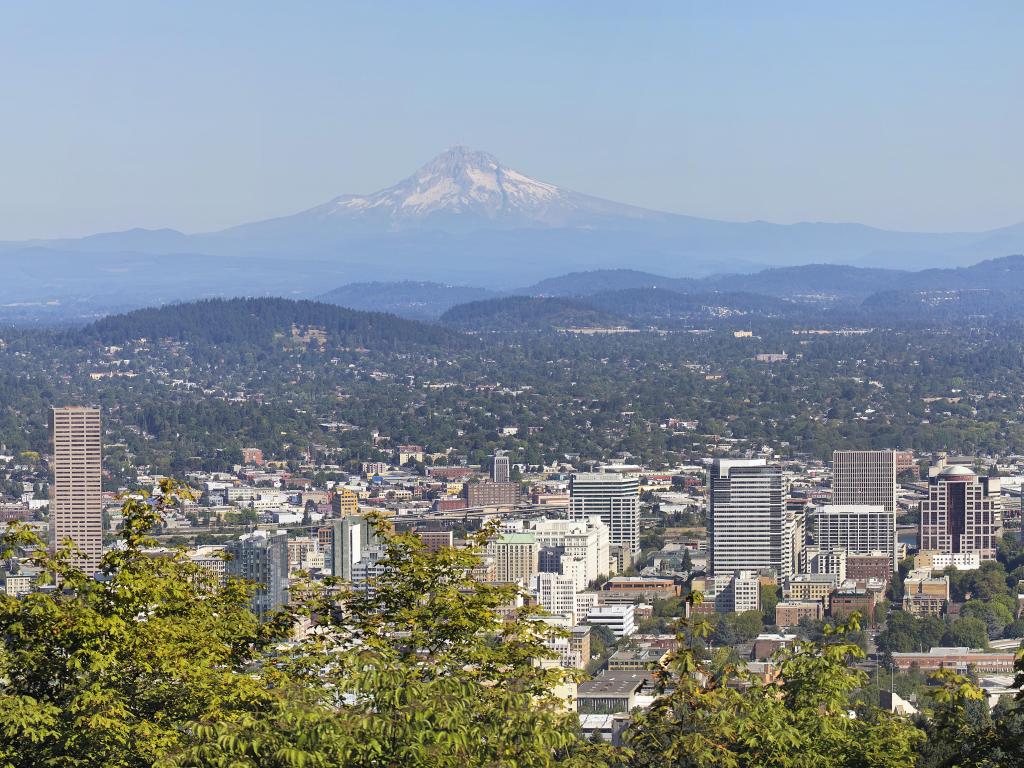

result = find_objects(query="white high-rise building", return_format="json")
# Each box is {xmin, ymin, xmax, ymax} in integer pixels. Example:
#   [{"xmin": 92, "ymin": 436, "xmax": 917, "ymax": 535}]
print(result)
[
  {"xmin": 832, "ymin": 450, "xmax": 897, "ymax": 513},
  {"xmin": 502, "ymin": 516, "xmax": 610, "ymax": 590},
  {"xmin": 570, "ymin": 473, "xmax": 640, "ymax": 555},
  {"xmin": 51, "ymin": 406, "xmax": 103, "ymax": 575},
  {"xmin": 709, "ymin": 459, "xmax": 794, "ymax": 579},
  {"xmin": 528, "ymin": 572, "xmax": 579, "ymax": 622},
  {"xmin": 815, "ymin": 504, "xmax": 898, "ymax": 571}
]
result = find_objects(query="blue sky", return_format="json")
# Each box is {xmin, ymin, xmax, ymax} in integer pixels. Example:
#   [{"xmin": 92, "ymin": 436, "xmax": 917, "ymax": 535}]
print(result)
[{"xmin": 0, "ymin": 2, "xmax": 1020, "ymax": 239}]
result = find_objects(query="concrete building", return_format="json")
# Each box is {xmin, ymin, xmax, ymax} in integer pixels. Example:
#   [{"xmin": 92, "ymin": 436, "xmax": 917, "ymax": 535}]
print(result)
[
  {"xmin": 920, "ymin": 466, "xmax": 1000, "ymax": 560},
  {"xmin": 709, "ymin": 459, "xmax": 795, "ymax": 579},
  {"xmin": 832, "ymin": 450, "xmax": 897, "ymax": 512},
  {"xmin": 490, "ymin": 532, "xmax": 539, "ymax": 583},
  {"xmin": 599, "ymin": 576, "xmax": 680, "ymax": 604},
  {"xmin": 50, "ymin": 406, "xmax": 103, "ymax": 575},
  {"xmin": 225, "ymin": 530, "xmax": 289, "ymax": 618},
  {"xmin": 570, "ymin": 472, "xmax": 640, "ymax": 556},
  {"xmin": 492, "ymin": 453, "xmax": 511, "ymax": 483},
  {"xmin": 914, "ymin": 550, "xmax": 981, "ymax": 572},
  {"xmin": 783, "ymin": 573, "xmax": 836, "ymax": 602},
  {"xmin": 331, "ymin": 488, "xmax": 359, "ymax": 517},
  {"xmin": 503, "ymin": 516, "xmax": 610, "ymax": 590},
  {"xmin": 586, "ymin": 604, "xmax": 637, "ymax": 638},
  {"xmin": 815, "ymin": 504, "xmax": 898, "ymax": 571},
  {"xmin": 810, "ymin": 549, "xmax": 847, "ymax": 583},
  {"xmin": 529, "ymin": 572, "xmax": 579, "ymax": 622},
  {"xmin": 706, "ymin": 570, "xmax": 761, "ymax": 613},
  {"xmin": 319, "ymin": 515, "xmax": 376, "ymax": 580}
]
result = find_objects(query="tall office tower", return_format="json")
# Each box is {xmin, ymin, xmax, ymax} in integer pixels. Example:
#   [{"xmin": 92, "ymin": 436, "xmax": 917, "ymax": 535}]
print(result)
[
  {"xmin": 709, "ymin": 459, "xmax": 793, "ymax": 579},
  {"xmin": 320, "ymin": 515, "xmax": 376, "ymax": 580},
  {"xmin": 815, "ymin": 504, "xmax": 898, "ymax": 571},
  {"xmin": 920, "ymin": 465, "xmax": 1000, "ymax": 560},
  {"xmin": 50, "ymin": 406, "xmax": 103, "ymax": 575},
  {"xmin": 832, "ymin": 450, "xmax": 897, "ymax": 513},
  {"xmin": 225, "ymin": 530, "xmax": 289, "ymax": 618},
  {"xmin": 489, "ymin": 532, "xmax": 539, "ymax": 583},
  {"xmin": 492, "ymin": 453, "xmax": 511, "ymax": 483},
  {"xmin": 569, "ymin": 472, "xmax": 640, "ymax": 554}
]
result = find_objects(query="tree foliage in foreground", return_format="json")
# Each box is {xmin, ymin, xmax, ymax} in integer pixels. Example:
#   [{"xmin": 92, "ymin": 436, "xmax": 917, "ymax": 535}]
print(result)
[{"xmin": 2, "ymin": 483, "xmax": 1024, "ymax": 767}]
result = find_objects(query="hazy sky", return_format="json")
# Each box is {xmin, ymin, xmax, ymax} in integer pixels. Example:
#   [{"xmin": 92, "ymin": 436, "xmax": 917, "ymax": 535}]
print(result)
[{"xmin": 1, "ymin": 2, "xmax": 1020, "ymax": 239}]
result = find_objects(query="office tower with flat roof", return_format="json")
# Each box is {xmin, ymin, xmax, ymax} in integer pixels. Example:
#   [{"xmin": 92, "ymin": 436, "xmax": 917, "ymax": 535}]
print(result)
[
  {"xmin": 50, "ymin": 406, "xmax": 103, "ymax": 575},
  {"xmin": 920, "ymin": 465, "xmax": 1000, "ymax": 560},
  {"xmin": 489, "ymin": 532, "xmax": 539, "ymax": 583},
  {"xmin": 832, "ymin": 450, "xmax": 897, "ymax": 513},
  {"xmin": 492, "ymin": 453, "xmax": 511, "ymax": 483},
  {"xmin": 709, "ymin": 459, "xmax": 793, "ymax": 579},
  {"xmin": 569, "ymin": 472, "xmax": 640, "ymax": 554},
  {"xmin": 225, "ymin": 530, "xmax": 289, "ymax": 618},
  {"xmin": 815, "ymin": 504, "xmax": 898, "ymax": 571}
]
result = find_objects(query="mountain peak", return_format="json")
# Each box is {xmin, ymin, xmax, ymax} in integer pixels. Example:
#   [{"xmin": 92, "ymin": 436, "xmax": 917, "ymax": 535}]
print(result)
[
  {"xmin": 418, "ymin": 145, "xmax": 502, "ymax": 175},
  {"xmin": 326, "ymin": 146, "xmax": 564, "ymax": 227}
]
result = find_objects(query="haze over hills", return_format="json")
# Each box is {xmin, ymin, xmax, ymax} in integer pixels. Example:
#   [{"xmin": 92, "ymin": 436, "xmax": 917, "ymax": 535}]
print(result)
[{"xmin": 2, "ymin": 147, "xmax": 1024, "ymax": 320}]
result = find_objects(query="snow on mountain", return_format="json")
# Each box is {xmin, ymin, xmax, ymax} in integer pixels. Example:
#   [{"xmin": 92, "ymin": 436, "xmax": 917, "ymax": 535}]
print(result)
[{"xmin": 283, "ymin": 146, "xmax": 669, "ymax": 232}]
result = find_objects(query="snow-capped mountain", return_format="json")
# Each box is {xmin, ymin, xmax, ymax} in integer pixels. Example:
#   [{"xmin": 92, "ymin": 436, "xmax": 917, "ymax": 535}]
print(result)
[
  {"xmin": 3, "ymin": 146, "xmax": 1023, "ymax": 311},
  {"xmin": 226, "ymin": 145, "xmax": 670, "ymax": 235}
]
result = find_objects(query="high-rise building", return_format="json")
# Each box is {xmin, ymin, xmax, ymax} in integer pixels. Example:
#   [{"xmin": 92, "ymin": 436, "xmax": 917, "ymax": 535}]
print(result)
[
  {"xmin": 815, "ymin": 504, "xmax": 898, "ymax": 571},
  {"xmin": 489, "ymin": 532, "xmax": 539, "ymax": 583},
  {"xmin": 570, "ymin": 473, "xmax": 640, "ymax": 555},
  {"xmin": 319, "ymin": 515, "xmax": 376, "ymax": 579},
  {"xmin": 492, "ymin": 453, "xmax": 511, "ymax": 483},
  {"xmin": 225, "ymin": 530, "xmax": 289, "ymax": 618},
  {"xmin": 528, "ymin": 572, "xmax": 578, "ymax": 622},
  {"xmin": 920, "ymin": 465, "xmax": 1000, "ymax": 560},
  {"xmin": 50, "ymin": 406, "xmax": 103, "ymax": 575},
  {"xmin": 709, "ymin": 459, "xmax": 793, "ymax": 579},
  {"xmin": 502, "ymin": 516, "xmax": 610, "ymax": 590},
  {"xmin": 832, "ymin": 450, "xmax": 897, "ymax": 513}
]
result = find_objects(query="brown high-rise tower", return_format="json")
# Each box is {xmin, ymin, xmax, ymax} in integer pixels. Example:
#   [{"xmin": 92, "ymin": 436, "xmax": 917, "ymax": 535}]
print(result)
[{"xmin": 51, "ymin": 406, "xmax": 103, "ymax": 574}]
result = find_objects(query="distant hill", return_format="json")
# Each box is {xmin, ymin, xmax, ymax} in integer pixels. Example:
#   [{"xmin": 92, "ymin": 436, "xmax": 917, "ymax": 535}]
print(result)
[
  {"xmin": 74, "ymin": 297, "xmax": 459, "ymax": 349},
  {"xmin": 440, "ymin": 296, "xmax": 626, "ymax": 331},
  {"xmin": 585, "ymin": 288, "xmax": 799, "ymax": 322},
  {"xmin": 319, "ymin": 281, "xmax": 502, "ymax": 320},
  {"xmin": 520, "ymin": 270, "xmax": 693, "ymax": 297}
]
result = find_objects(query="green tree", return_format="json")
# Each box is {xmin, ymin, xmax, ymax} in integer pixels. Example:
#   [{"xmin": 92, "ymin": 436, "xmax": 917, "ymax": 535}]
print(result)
[
  {"xmin": 0, "ymin": 480, "xmax": 288, "ymax": 768},
  {"xmin": 623, "ymin": 596, "xmax": 924, "ymax": 767},
  {"xmin": 943, "ymin": 617, "xmax": 990, "ymax": 650}
]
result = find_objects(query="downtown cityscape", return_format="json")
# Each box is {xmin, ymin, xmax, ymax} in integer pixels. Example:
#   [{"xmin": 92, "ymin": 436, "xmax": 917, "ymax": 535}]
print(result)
[{"xmin": 2, "ymin": 3, "xmax": 1023, "ymax": 767}]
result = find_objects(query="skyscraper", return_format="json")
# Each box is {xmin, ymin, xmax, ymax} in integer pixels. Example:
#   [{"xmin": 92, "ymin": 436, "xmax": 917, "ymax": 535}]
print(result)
[
  {"xmin": 920, "ymin": 465, "xmax": 1000, "ymax": 560},
  {"xmin": 225, "ymin": 530, "xmax": 289, "ymax": 618},
  {"xmin": 832, "ymin": 450, "xmax": 897, "ymax": 513},
  {"xmin": 709, "ymin": 459, "xmax": 794, "ymax": 579},
  {"xmin": 815, "ymin": 504, "xmax": 898, "ymax": 571},
  {"xmin": 492, "ymin": 453, "xmax": 511, "ymax": 483},
  {"xmin": 50, "ymin": 406, "xmax": 103, "ymax": 575},
  {"xmin": 569, "ymin": 472, "xmax": 640, "ymax": 555},
  {"xmin": 321, "ymin": 515, "xmax": 376, "ymax": 580}
]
